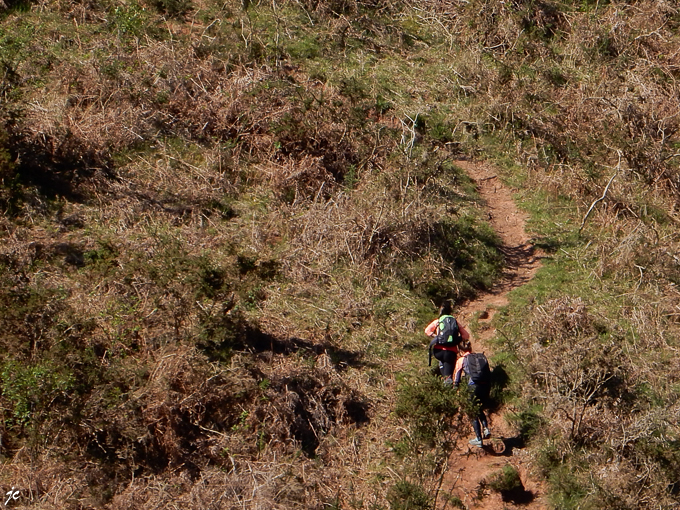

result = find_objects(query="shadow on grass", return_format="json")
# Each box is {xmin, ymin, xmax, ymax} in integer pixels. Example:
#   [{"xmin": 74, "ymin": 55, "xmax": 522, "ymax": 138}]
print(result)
[
  {"xmin": 12, "ymin": 136, "xmax": 116, "ymax": 202},
  {"xmin": 245, "ymin": 326, "xmax": 372, "ymax": 370}
]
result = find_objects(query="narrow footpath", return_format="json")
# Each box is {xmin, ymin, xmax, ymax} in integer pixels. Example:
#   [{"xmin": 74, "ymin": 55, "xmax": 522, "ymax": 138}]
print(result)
[{"xmin": 439, "ymin": 160, "xmax": 546, "ymax": 509}]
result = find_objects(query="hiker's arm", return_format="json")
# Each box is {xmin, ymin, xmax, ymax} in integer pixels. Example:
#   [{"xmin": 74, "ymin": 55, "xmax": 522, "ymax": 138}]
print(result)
[
  {"xmin": 453, "ymin": 356, "xmax": 465, "ymax": 386},
  {"xmin": 424, "ymin": 319, "xmax": 438, "ymax": 337},
  {"xmin": 459, "ymin": 324, "xmax": 470, "ymax": 341}
]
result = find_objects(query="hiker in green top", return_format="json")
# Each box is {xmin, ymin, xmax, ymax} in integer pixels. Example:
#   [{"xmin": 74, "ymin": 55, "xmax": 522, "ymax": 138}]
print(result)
[{"xmin": 425, "ymin": 300, "xmax": 470, "ymax": 386}]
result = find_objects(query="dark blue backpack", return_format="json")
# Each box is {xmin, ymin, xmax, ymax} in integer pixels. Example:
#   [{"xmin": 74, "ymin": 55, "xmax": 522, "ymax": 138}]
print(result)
[{"xmin": 466, "ymin": 352, "xmax": 491, "ymax": 385}]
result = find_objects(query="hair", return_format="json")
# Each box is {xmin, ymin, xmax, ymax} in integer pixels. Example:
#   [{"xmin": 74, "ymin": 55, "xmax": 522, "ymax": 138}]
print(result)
[
  {"xmin": 439, "ymin": 299, "xmax": 454, "ymax": 316},
  {"xmin": 459, "ymin": 340, "xmax": 472, "ymax": 352}
]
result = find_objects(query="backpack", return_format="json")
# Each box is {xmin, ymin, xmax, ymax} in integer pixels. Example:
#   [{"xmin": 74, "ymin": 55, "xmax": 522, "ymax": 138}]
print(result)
[
  {"xmin": 466, "ymin": 353, "xmax": 491, "ymax": 385},
  {"xmin": 435, "ymin": 315, "xmax": 462, "ymax": 346}
]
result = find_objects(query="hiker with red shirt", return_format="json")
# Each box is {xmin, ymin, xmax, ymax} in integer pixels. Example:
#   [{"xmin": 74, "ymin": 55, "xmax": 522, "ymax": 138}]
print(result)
[
  {"xmin": 425, "ymin": 300, "xmax": 470, "ymax": 386},
  {"xmin": 453, "ymin": 340, "xmax": 491, "ymax": 448}
]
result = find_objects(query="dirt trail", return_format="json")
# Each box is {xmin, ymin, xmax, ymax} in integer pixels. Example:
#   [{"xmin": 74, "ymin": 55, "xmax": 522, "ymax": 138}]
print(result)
[{"xmin": 438, "ymin": 160, "xmax": 546, "ymax": 509}]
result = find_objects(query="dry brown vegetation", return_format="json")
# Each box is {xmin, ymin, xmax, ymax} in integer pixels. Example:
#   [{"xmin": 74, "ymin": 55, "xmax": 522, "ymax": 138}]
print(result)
[
  {"xmin": 510, "ymin": 296, "xmax": 680, "ymax": 509},
  {"xmin": 1, "ymin": 0, "xmax": 680, "ymax": 508}
]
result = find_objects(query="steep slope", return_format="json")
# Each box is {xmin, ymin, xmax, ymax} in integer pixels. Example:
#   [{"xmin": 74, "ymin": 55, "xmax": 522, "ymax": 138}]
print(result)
[{"xmin": 2, "ymin": 0, "xmax": 680, "ymax": 508}]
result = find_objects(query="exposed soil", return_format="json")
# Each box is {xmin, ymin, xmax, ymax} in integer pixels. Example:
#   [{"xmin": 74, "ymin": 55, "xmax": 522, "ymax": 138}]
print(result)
[{"xmin": 437, "ymin": 160, "xmax": 547, "ymax": 510}]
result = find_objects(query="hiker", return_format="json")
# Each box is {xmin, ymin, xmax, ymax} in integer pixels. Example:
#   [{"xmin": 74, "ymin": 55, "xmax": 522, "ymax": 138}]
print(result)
[
  {"xmin": 425, "ymin": 300, "xmax": 470, "ymax": 386},
  {"xmin": 453, "ymin": 340, "xmax": 491, "ymax": 447}
]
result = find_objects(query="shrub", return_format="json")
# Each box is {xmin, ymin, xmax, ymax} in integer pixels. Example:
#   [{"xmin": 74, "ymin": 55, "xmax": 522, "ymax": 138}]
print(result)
[
  {"xmin": 523, "ymin": 299, "xmax": 631, "ymax": 444},
  {"xmin": 485, "ymin": 464, "xmax": 532, "ymax": 503},
  {"xmin": 394, "ymin": 372, "xmax": 465, "ymax": 446},
  {"xmin": 387, "ymin": 480, "xmax": 432, "ymax": 510},
  {"xmin": 506, "ymin": 405, "xmax": 545, "ymax": 441},
  {"xmin": 546, "ymin": 465, "xmax": 587, "ymax": 510},
  {"xmin": 0, "ymin": 274, "xmax": 66, "ymax": 357},
  {"xmin": 110, "ymin": 3, "xmax": 152, "ymax": 38},
  {"xmin": 487, "ymin": 464, "xmax": 522, "ymax": 492},
  {"xmin": 1, "ymin": 360, "xmax": 74, "ymax": 426}
]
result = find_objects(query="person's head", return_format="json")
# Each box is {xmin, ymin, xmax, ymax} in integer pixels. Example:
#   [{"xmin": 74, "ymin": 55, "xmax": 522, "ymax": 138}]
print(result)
[
  {"xmin": 439, "ymin": 299, "xmax": 454, "ymax": 317},
  {"xmin": 459, "ymin": 340, "xmax": 472, "ymax": 353}
]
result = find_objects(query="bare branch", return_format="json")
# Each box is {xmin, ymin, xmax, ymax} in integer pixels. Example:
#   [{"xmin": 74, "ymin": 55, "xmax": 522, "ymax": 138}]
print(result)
[{"xmin": 579, "ymin": 152, "xmax": 623, "ymax": 233}]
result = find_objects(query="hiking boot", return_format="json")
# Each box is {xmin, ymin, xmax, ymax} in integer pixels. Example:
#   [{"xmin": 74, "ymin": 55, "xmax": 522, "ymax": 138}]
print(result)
[
  {"xmin": 443, "ymin": 376, "xmax": 453, "ymax": 387},
  {"xmin": 483, "ymin": 427, "xmax": 491, "ymax": 439},
  {"xmin": 469, "ymin": 438, "xmax": 483, "ymax": 448}
]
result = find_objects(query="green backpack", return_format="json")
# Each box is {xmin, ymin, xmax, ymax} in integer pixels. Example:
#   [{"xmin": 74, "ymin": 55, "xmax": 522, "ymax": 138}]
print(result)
[{"xmin": 435, "ymin": 315, "xmax": 462, "ymax": 346}]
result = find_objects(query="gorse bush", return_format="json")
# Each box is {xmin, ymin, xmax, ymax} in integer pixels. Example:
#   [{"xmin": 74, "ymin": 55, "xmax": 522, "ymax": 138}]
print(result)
[
  {"xmin": 394, "ymin": 373, "xmax": 467, "ymax": 446},
  {"xmin": 387, "ymin": 480, "xmax": 432, "ymax": 510},
  {"xmin": 485, "ymin": 464, "xmax": 532, "ymax": 504},
  {"xmin": 1, "ymin": 360, "xmax": 74, "ymax": 426},
  {"xmin": 487, "ymin": 464, "xmax": 522, "ymax": 493}
]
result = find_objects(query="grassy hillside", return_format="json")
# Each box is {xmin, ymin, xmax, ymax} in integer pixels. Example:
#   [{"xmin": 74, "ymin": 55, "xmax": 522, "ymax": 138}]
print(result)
[{"xmin": 0, "ymin": 0, "xmax": 679, "ymax": 508}]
